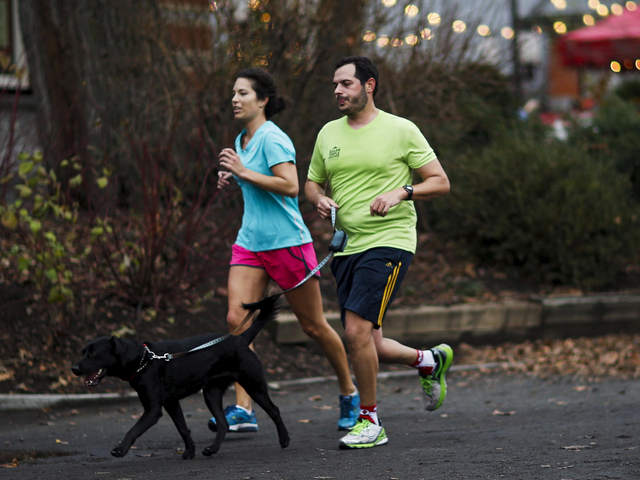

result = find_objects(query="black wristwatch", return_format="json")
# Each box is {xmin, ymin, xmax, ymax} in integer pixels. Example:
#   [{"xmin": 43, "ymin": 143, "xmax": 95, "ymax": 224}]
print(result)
[{"xmin": 402, "ymin": 185, "xmax": 414, "ymax": 201}]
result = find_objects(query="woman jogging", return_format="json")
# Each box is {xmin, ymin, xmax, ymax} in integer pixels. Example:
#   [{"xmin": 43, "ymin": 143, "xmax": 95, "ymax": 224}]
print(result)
[{"xmin": 209, "ymin": 68, "xmax": 359, "ymax": 433}]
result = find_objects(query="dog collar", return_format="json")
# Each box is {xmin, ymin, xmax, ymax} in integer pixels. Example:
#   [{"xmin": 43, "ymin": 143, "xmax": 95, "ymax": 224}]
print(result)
[{"xmin": 128, "ymin": 344, "xmax": 151, "ymax": 381}]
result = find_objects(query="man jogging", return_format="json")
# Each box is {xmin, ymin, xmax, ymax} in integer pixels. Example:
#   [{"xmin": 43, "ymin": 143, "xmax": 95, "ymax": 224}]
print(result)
[{"xmin": 305, "ymin": 56, "xmax": 452, "ymax": 449}]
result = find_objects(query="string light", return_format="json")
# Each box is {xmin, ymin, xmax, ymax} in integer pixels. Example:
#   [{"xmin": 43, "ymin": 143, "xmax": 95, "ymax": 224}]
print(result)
[
  {"xmin": 610, "ymin": 61, "xmax": 621, "ymax": 72},
  {"xmin": 627, "ymin": 1, "xmax": 637, "ymax": 10},
  {"xmin": 588, "ymin": 0, "xmax": 600, "ymax": 9},
  {"xmin": 427, "ymin": 13, "xmax": 441, "ymax": 25},
  {"xmin": 583, "ymin": 14, "xmax": 595, "ymax": 25},
  {"xmin": 421, "ymin": 28, "xmax": 433, "ymax": 40},
  {"xmin": 611, "ymin": 3, "xmax": 624, "ymax": 14},
  {"xmin": 596, "ymin": 4, "xmax": 609, "ymax": 15},
  {"xmin": 381, "ymin": 0, "xmax": 396, "ymax": 6},
  {"xmin": 405, "ymin": 34, "xmax": 419, "ymax": 46},
  {"xmin": 377, "ymin": 36, "xmax": 389, "ymax": 47},
  {"xmin": 553, "ymin": 21, "xmax": 567, "ymax": 33},
  {"xmin": 477, "ymin": 25, "xmax": 491, "ymax": 36},
  {"xmin": 363, "ymin": 31, "xmax": 376, "ymax": 42},
  {"xmin": 551, "ymin": 0, "xmax": 567, "ymax": 9},
  {"xmin": 453, "ymin": 20, "xmax": 467, "ymax": 33},
  {"xmin": 405, "ymin": 5, "xmax": 419, "ymax": 17},
  {"xmin": 501, "ymin": 27, "xmax": 514, "ymax": 39}
]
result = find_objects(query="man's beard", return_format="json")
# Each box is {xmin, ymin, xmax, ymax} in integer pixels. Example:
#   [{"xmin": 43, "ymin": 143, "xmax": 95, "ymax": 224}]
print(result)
[{"xmin": 338, "ymin": 86, "xmax": 368, "ymax": 116}]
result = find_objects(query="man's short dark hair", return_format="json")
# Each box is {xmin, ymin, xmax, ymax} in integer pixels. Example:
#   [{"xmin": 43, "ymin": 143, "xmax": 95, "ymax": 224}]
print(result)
[{"xmin": 335, "ymin": 56, "xmax": 379, "ymax": 98}]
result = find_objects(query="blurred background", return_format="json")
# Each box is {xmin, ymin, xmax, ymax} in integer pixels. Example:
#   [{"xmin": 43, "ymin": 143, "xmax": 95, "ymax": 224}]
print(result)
[{"xmin": 1, "ymin": 0, "xmax": 640, "ymax": 392}]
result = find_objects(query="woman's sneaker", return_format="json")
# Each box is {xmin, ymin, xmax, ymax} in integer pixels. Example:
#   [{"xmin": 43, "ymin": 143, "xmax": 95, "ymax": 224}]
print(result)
[
  {"xmin": 420, "ymin": 344, "xmax": 453, "ymax": 411},
  {"xmin": 207, "ymin": 405, "xmax": 258, "ymax": 432},
  {"xmin": 337, "ymin": 391, "xmax": 360, "ymax": 430},
  {"xmin": 338, "ymin": 418, "xmax": 388, "ymax": 449}
]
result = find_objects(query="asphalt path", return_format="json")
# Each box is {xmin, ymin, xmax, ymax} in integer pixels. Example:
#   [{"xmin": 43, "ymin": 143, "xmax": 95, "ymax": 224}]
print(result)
[{"xmin": 1, "ymin": 369, "xmax": 639, "ymax": 479}]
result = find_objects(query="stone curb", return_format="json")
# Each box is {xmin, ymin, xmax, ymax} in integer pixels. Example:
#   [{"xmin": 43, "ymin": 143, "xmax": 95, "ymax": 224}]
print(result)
[
  {"xmin": 0, "ymin": 362, "xmax": 509, "ymax": 412},
  {"xmin": 268, "ymin": 294, "xmax": 640, "ymax": 345}
]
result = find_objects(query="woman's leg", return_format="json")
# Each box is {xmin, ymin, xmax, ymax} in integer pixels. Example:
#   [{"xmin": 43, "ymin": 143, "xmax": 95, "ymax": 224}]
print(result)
[
  {"xmin": 227, "ymin": 265, "xmax": 271, "ymax": 411},
  {"xmin": 284, "ymin": 278, "xmax": 356, "ymax": 396}
]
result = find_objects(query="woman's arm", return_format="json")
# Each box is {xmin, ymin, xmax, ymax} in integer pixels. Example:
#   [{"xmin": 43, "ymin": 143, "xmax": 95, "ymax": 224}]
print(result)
[{"xmin": 219, "ymin": 147, "xmax": 299, "ymax": 197}]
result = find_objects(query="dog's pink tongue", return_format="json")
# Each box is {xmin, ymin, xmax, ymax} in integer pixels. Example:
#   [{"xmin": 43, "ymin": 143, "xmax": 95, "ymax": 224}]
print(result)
[{"xmin": 84, "ymin": 370, "xmax": 102, "ymax": 389}]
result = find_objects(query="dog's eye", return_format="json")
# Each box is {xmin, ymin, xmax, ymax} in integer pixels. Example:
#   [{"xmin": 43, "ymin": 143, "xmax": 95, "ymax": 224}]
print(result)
[{"xmin": 88, "ymin": 350, "xmax": 96, "ymax": 358}]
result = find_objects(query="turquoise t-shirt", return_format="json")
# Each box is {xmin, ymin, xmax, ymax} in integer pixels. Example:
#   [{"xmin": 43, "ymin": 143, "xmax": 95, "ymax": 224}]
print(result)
[
  {"xmin": 234, "ymin": 121, "xmax": 312, "ymax": 252},
  {"xmin": 308, "ymin": 110, "xmax": 436, "ymax": 255}
]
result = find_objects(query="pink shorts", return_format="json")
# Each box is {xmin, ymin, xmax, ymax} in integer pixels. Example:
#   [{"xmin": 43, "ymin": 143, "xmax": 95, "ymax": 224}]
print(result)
[{"xmin": 230, "ymin": 243, "xmax": 321, "ymax": 290}]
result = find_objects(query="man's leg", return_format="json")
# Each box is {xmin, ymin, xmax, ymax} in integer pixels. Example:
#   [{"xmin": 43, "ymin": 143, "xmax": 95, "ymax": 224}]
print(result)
[
  {"xmin": 344, "ymin": 310, "xmax": 377, "ymax": 407},
  {"xmin": 337, "ymin": 309, "xmax": 388, "ymax": 449}
]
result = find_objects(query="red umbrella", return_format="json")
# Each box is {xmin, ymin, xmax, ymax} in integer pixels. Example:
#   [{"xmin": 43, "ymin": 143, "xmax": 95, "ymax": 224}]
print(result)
[{"xmin": 558, "ymin": 8, "xmax": 640, "ymax": 68}]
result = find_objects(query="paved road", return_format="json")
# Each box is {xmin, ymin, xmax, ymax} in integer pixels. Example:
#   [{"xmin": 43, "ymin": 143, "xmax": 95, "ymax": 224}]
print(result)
[{"xmin": 1, "ymin": 369, "xmax": 639, "ymax": 479}]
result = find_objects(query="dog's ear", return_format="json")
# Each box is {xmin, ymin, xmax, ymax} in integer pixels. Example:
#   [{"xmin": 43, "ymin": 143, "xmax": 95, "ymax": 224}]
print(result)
[{"xmin": 110, "ymin": 336, "xmax": 141, "ymax": 364}]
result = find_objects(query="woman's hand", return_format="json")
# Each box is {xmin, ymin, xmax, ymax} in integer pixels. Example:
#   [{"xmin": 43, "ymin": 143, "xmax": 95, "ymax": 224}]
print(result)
[
  {"xmin": 217, "ymin": 171, "xmax": 233, "ymax": 189},
  {"xmin": 219, "ymin": 148, "xmax": 246, "ymax": 179}
]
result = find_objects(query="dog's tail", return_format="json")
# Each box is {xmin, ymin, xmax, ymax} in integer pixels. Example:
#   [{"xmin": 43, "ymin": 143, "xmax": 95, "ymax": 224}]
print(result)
[{"xmin": 239, "ymin": 295, "xmax": 281, "ymax": 344}]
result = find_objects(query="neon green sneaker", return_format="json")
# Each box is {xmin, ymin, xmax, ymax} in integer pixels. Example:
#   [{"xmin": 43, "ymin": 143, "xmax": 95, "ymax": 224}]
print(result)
[
  {"xmin": 338, "ymin": 418, "xmax": 388, "ymax": 449},
  {"xmin": 420, "ymin": 344, "xmax": 453, "ymax": 411}
]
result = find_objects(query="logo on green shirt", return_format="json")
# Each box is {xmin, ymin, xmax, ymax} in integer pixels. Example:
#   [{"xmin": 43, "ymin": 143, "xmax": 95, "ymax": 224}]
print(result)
[{"xmin": 329, "ymin": 147, "xmax": 341, "ymax": 159}]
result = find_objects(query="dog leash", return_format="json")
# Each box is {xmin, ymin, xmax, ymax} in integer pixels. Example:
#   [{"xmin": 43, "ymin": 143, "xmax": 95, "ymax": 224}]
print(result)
[
  {"xmin": 139, "ymin": 207, "xmax": 347, "ymax": 364},
  {"xmin": 275, "ymin": 206, "xmax": 347, "ymax": 295}
]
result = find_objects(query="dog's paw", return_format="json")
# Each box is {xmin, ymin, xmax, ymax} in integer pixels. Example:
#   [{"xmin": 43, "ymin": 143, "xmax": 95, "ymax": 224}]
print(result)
[
  {"xmin": 280, "ymin": 434, "xmax": 290, "ymax": 449},
  {"xmin": 110, "ymin": 445, "xmax": 127, "ymax": 457},
  {"xmin": 182, "ymin": 445, "xmax": 196, "ymax": 460},
  {"xmin": 201, "ymin": 445, "xmax": 219, "ymax": 457}
]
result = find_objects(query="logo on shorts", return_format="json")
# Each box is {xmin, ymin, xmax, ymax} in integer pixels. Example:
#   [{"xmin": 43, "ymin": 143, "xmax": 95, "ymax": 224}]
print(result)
[
  {"xmin": 329, "ymin": 147, "xmax": 341, "ymax": 159},
  {"xmin": 385, "ymin": 262, "xmax": 393, "ymax": 268}
]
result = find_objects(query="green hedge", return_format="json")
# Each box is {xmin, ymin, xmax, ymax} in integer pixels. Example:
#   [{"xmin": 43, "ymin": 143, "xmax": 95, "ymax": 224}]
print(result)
[{"xmin": 429, "ymin": 125, "xmax": 639, "ymax": 289}]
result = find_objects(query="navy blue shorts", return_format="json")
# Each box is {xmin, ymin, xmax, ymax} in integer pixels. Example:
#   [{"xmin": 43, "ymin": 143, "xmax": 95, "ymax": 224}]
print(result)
[{"xmin": 330, "ymin": 247, "xmax": 413, "ymax": 329}]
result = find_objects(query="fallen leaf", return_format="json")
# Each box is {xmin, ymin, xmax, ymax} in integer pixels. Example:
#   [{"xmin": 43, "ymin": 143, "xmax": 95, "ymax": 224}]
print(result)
[
  {"xmin": 308, "ymin": 395, "xmax": 322, "ymax": 401},
  {"xmin": 492, "ymin": 409, "xmax": 516, "ymax": 416},
  {"xmin": 55, "ymin": 439, "xmax": 69, "ymax": 444},
  {"xmin": 561, "ymin": 445, "xmax": 592, "ymax": 450},
  {"xmin": 0, "ymin": 371, "xmax": 15, "ymax": 382},
  {"xmin": 313, "ymin": 405, "xmax": 333, "ymax": 410},
  {"xmin": 298, "ymin": 419, "xmax": 311, "ymax": 423},
  {"xmin": 0, "ymin": 458, "xmax": 18, "ymax": 468},
  {"xmin": 600, "ymin": 352, "xmax": 618, "ymax": 365},
  {"xmin": 573, "ymin": 386, "xmax": 590, "ymax": 392}
]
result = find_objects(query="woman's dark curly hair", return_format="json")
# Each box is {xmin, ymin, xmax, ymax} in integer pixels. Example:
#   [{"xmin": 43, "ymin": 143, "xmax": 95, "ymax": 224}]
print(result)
[{"xmin": 237, "ymin": 68, "xmax": 288, "ymax": 118}]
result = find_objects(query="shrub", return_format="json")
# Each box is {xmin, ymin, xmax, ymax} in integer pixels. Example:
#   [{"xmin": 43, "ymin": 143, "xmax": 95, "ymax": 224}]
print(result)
[
  {"xmin": 429, "ymin": 125, "xmax": 639, "ymax": 289},
  {"xmin": 577, "ymin": 94, "xmax": 640, "ymax": 200}
]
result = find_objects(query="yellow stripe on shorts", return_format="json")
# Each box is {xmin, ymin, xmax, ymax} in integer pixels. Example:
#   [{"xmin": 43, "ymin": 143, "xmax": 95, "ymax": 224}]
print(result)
[{"xmin": 377, "ymin": 262, "xmax": 401, "ymax": 327}]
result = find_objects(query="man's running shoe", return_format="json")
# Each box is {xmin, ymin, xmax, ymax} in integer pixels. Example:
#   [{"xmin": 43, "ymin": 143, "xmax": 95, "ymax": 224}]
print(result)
[
  {"xmin": 208, "ymin": 405, "xmax": 258, "ymax": 432},
  {"xmin": 420, "ymin": 343, "xmax": 453, "ymax": 411},
  {"xmin": 337, "ymin": 391, "xmax": 360, "ymax": 430},
  {"xmin": 338, "ymin": 418, "xmax": 388, "ymax": 449}
]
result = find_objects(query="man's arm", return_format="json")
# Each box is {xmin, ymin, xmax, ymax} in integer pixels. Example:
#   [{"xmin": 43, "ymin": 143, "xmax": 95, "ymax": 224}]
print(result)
[
  {"xmin": 369, "ymin": 159, "xmax": 450, "ymax": 217},
  {"xmin": 305, "ymin": 179, "xmax": 339, "ymax": 220}
]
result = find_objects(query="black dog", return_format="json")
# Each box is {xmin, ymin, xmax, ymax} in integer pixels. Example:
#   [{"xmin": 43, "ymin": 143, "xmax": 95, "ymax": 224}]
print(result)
[{"xmin": 71, "ymin": 296, "xmax": 289, "ymax": 459}]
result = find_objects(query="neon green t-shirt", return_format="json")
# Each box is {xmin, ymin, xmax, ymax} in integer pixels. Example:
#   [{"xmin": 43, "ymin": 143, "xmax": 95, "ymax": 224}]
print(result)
[{"xmin": 308, "ymin": 110, "xmax": 436, "ymax": 256}]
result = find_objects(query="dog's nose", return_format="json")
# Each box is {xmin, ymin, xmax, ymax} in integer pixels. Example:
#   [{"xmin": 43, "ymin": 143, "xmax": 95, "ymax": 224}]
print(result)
[{"xmin": 71, "ymin": 364, "xmax": 81, "ymax": 376}]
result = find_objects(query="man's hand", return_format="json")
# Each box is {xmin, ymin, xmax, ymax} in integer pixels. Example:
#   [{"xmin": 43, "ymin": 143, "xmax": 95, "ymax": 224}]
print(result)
[
  {"xmin": 305, "ymin": 179, "xmax": 338, "ymax": 220},
  {"xmin": 370, "ymin": 188, "xmax": 407, "ymax": 217},
  {"xmin": 317, "ymin": 195, "xmax": 339, "ymax": 220}
]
